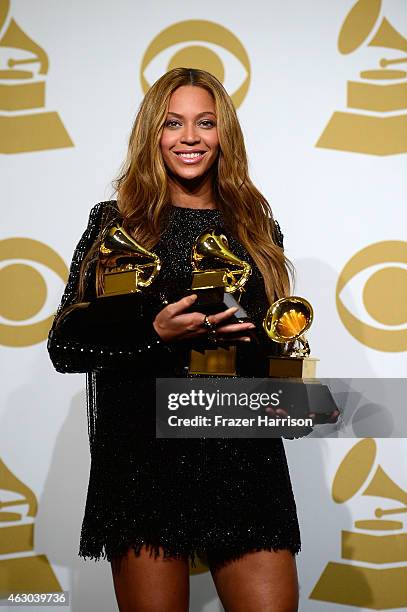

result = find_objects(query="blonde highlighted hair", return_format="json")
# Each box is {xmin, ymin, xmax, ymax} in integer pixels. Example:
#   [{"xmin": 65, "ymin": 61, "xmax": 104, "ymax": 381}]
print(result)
[
  {"xmin": 115, "ymin": 68, "xmax": 292, "ymax": 302},
  {"xmin": 80, "ymin": 68, "xmax": 292, "ymax": 304}
]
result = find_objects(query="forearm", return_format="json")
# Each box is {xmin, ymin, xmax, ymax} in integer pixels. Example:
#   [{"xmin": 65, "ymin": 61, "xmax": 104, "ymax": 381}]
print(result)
[
  {"xmin": 47, "ymin": 319, "xmax": 173, "ymax": 374},
  {"xmin": 46, "ymin": 201, "xmax": 175, "ymax": 374}
]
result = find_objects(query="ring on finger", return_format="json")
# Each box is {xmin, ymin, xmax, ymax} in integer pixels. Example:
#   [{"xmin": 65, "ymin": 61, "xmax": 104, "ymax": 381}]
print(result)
[{"xmin": 203, "ymin": 314, "xmax": 216, "ymax": 331}]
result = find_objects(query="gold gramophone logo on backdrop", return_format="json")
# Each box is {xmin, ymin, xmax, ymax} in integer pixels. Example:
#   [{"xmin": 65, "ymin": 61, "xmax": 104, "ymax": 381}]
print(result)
[
  {"xmin": 316, "ymin": 0, "xmax": 407, "ymax": 156},
  {"xmin": 140, "ymin": 20, "xmax": 250, "ymax": 108},
  {"xmin": 310, "ymin": 438, "xmax": 407, "ymax": 609},
  {"xmin": 0, "ymin": 237, "xmax": 68, "ymax": 347},
  {"xmin": 0, "ymin": 458, "xmax": 62, "ymax": 596},
  {"xmin": 336, "ymin": 241, "xmax": 407, "ymax": 352},
  {"xmin": 0, "ymin": 0, "xmax": 73, "ymax": 154}
]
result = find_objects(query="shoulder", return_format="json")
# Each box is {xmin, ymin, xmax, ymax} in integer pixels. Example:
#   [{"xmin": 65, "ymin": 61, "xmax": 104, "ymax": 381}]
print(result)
[
  {"xmin": 273, "ymin": 219, "xmax": 284, "ymax": 249},
  {"xmin": 88, "ymin": 199, "xmax": 119, "ymax": 224},
  {"xmin": 265, "ymin": 215, "xmax": 284, "ymax": 249},
  {"xmin": 84, "ymin": 200, "xmax": 120, "ymax": 237}
]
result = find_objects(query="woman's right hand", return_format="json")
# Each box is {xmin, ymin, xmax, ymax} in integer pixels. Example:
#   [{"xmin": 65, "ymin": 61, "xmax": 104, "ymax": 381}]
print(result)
[{"xmin": 152, "ymin": 294, "xmax": 256, "ymax": 343}]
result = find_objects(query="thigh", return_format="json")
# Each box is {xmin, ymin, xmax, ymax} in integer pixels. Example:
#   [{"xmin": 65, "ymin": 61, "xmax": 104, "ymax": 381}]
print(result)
[
  {"xmin": 110, "ymin": 545, "xmax": 190, "ymax": 612},
  {"xmin": 210, "ymin": 549, "xmax": 299, "ymax": 612}
]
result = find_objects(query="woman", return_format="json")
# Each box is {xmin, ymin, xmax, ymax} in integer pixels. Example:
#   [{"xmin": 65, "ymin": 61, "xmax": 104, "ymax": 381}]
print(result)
[{"xmin": 48, "ymin": 68, "xmax": 301, "ymax": 612}]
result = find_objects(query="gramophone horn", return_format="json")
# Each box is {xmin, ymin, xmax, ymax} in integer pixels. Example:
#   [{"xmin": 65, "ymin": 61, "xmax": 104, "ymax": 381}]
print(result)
[
  {"xmin": 332, "ymin": 438, "xmax": 377, "ymax": 503},
  {"xmin": 97, "ymin": 224, "xmax": 161, "ymax": 296},
  {"xmin": 338, "ymin": 0, "xmax": 407, "ymax": 55},
  {"xmin": 369, "ymin": 17, "xmax": 407, "ymax": 54},
  {"xmin": 332, "ymin": 438, "xmax": 407, "ymax": 512},
  {"xmin": 263, "ymin": 296, "xmax": 313, "ymax": 357},
  {"xmin": 99, "ymin": 225, "xmax": 159, "ymax": 263},
  {"xmin": 363, "ymin": 465, "xmax": 407, "ymax": 506},
  {"xmin": 192, "ymin": 229, "xmax": 251, "ymax": 293},
  {"xmin": 263, "ymin": 296, "xmax": 313, "ymax": 342},
  {"xmin": 338, "ymin": 0, "xmax": 381, "ymax": 54}
]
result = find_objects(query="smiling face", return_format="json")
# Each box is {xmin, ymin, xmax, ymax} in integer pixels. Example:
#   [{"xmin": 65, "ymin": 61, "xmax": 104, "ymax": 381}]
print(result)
[{"xmin": 160, "ymin": 85, "xmax": 219, "ymax": 182}]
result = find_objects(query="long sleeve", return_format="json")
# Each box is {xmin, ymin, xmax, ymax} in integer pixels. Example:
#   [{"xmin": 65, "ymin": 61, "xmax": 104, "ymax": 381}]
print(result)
[{"xmin": 47, "ymin": 202, "xmax": 175, "ymax": 374}]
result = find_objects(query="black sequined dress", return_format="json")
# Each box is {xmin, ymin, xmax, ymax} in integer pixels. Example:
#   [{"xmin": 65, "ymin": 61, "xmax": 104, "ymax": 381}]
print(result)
[{"xmin": 47, "ymin": 201, "xmax": 301, "ymax": 569}]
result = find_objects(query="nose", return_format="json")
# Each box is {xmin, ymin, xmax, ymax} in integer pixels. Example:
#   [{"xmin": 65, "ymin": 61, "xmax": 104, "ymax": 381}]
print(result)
[{"xmin": 180, "ymin": 122, "xmax": 200, "ymax": 145}]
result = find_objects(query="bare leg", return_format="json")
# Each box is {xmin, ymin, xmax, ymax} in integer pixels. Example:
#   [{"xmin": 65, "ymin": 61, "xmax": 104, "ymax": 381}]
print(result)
[
  {"xmin": 210, "ymin": 549, "xmax": 299, "ymax": 612},
  {"xmin": 110, "ymin": 545, "xmax": 190, "ymax": 612}
]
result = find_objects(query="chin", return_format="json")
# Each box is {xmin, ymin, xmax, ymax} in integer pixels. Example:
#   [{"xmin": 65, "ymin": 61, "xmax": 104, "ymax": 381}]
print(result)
[
  {"xmin": 178, "ymin": 170, "xmax": 207, "ymax": 180},
  {"xmin": 169, "ymin": 166, "xmax": 210, "ymax": 182}
]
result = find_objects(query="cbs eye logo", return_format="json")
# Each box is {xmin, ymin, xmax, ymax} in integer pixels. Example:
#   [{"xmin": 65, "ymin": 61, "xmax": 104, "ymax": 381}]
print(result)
[
  {"xmin": 336, "ymin": 241, "xmax": 407, "ymax": 352},
  {"xmin": 140, "ymin": 20, "xmax": 251, "ymax": 108},
  {"xmin": 0, "ymin": 238, "xmax": 68, "ymax": 347}
]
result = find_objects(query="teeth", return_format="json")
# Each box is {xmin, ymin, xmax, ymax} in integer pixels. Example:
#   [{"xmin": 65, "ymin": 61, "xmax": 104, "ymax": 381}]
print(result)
[{"xmin": 177, "ymin": 152, "xmax": 203, "ymax": 158}]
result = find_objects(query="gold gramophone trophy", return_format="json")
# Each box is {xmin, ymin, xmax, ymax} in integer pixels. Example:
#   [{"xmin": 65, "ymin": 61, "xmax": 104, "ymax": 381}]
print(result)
[
  {"xmin": 188, "ymin": 228, "xmax": 252, "ymax": 376},
  {"xmin": 263, "ymin": 296, "xmax": 319, "ymax": 378},
  {"xmin": 0, "ymin": 459, "xmax": 62, "ymax": 597},
  {"xmin": 96, "ymin": 224, "xmax": 161, "ymax": 297},
  {"xmin": 56, "ymin": 224, "xmax": 161, "ymax": 336},
  {"xmin": 189, "ymin": 228, "xmax": 251, "ymax": 319},
  {"xmin": 0, "ymin": 0, "xmax": 73, "ymax": 154},
  {"xmin": 310, "ymin": 438, "xmax": 407, "ymax": 609},
  {"xmin": 316, "ymin": 0, "xmax": 407, "ymax": 156}
]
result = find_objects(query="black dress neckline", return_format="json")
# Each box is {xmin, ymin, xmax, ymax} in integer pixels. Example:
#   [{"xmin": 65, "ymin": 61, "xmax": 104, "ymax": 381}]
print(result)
[{"xmin": 168, "ymin": 204, "xmax": 221, "ymax": 213}]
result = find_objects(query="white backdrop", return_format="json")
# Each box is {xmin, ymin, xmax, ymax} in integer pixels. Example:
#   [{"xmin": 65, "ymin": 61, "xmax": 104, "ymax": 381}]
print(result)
[{"xmin": 1, "ymin": 1, "xmax": 407, "ymax": 610}]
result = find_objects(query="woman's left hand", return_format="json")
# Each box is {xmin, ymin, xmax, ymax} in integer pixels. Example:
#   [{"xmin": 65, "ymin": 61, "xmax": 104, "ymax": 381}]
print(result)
[{"xmin": 153, "ymin": 294, "xmax": 256, "ymax": 343}]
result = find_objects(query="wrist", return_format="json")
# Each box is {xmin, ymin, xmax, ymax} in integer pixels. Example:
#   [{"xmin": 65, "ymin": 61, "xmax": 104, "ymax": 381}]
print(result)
[
  {"xmin": 153, "ymin": 319, "xmax": 170, "ymax": 342},
  {"xmin": 151, "ymin": 321, "xmax": 177, "ymax": 355},
  {"xmin": 152, "ymin": 319, "xmax": 162, "ymax": 338}
]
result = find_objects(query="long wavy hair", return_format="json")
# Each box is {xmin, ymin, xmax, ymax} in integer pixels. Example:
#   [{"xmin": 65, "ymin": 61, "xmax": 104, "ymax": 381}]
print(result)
[{"xmin": 79, "ymin": 67, "xmax": 292, "ymax": 304}]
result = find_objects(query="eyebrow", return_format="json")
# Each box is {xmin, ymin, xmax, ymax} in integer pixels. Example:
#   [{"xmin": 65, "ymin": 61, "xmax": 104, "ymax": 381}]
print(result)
[{"xmin": 166, "ymin": 111, "xmax": 216, "ymax": 118}]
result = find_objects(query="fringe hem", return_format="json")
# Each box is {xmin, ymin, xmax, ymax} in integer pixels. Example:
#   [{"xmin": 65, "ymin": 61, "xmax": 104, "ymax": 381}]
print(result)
[
  {"xmin": 78, "ymin": 538, "xmax": 203, "ymax": 569},
  {"xmin": 78, "ymin": 537, "xmax": 301, "ymax": 572}
]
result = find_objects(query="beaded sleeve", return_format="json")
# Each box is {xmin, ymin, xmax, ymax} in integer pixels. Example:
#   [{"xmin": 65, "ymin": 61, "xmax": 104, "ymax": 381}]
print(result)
[{"xmin": 47, "ymin": 202, "xmax": 174, "ymax": 374}]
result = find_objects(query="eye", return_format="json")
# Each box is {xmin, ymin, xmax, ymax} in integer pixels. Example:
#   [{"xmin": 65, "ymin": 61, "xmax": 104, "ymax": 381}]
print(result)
[
  {"xmin": 0, "ymin": 238, "xmax": 68, "ymax": 347},
  {"xmin": 165, "ymin": 119, "xmax": 182, "ymax": 128},
  {"xmin": 141, "ymin": 19, "xmax": 251, "ymax": 108},
  {"xmin": 336, "ymin": 241, "xmax": 407, "ymax": 352},
  {"xmin": 198, "ymin": 119, "xmax": 216, "ymax": 128}
]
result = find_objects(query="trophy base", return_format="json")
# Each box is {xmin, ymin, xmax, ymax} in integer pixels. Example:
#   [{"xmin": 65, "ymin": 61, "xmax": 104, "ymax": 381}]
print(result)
[
  {"xmin": 347, "ymin": 79, "xmax": 407, "ymax": 113},
  {"xmin": 341, "ymin": 529, "xmax": 407, "ymax": 564},
  {"xmin": 0, "ymin": 554, "xmax": 62, "ymax": 598},
  {"xmin": 316, "ymin": 110, "xmax": 407, "ymax": 156},
  {"xmin": 102, "ymin": 269, "xmax": 142, "ymax": 296},
  {"xmin": 0, "ymin": 111, "xmax": 73, "ymax": 154},
  {"xmin": 188, "ymin": 346, "xmax": 237, "ymax": 376},
  {"xmin": 310, "ymin": 561, "xmax": 407, "ymax": 609},
  {"xmin": 0, "ymin": 80, "xmax": 46, "ymax": 111},
  {"xmin": 0, "ymin": 523, "xmax": 33, "ymax": 554},
  {"xmin": 267, "ymin": 356, "xmax": 318, "ymax": 378},
  {"xmin": 189, "ymin": 269, "xmax": 249, "ymax": 321}
]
